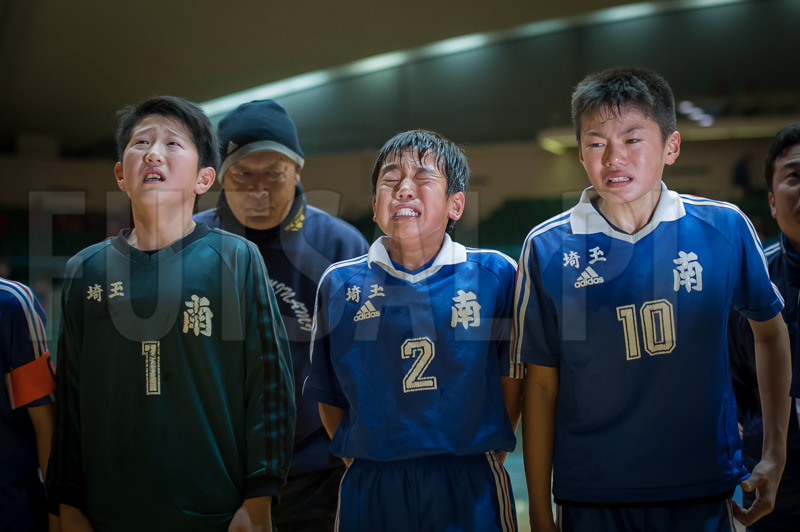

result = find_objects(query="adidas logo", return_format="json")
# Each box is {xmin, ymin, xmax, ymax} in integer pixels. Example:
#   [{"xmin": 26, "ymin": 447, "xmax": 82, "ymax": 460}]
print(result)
[
  {"xmin": 354, "ymin": 300, "xmax": 381, "ymax": 322},
  {"xmin": 574, "ymin": 266, "xmax": 604, "ymax": 288}
]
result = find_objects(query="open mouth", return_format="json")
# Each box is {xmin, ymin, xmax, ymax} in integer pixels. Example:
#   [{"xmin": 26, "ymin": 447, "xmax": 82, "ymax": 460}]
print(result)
[
  {"xmin": 143, "ymin": 172, "xmax": 164, "ymax": 182},
  {"xmin": 393, "ymin": 207, "xmax": 420, "ymax": 218}
]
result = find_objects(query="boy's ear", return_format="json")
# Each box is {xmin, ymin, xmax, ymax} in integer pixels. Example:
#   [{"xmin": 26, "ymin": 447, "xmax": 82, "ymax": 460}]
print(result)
[
  {"xmin": 371, "ymin": 196, "xmax": 377, "ymax": 221},
  {"xmin": 664, "ymin": 131, "xmax": 681, "ymax": 165},
  {"xmin": 195, "ymin": 167, "xmax": 216, "ymax": 194},
  {"xmin": 114, "ymin": 162, "xmax": 126, "ymax": 192},
  {"xmin": 448, "ymin": 191, "xmax": 465, "ymax": 221}
]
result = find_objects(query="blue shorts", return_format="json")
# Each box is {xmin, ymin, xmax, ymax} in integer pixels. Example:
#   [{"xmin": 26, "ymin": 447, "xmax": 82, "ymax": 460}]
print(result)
[
  {"xmin": 556, "ymin": 498, "xmax": 736, "ymax": 532},
  {"xmin": 336, "ymin": 452, "xmax": 516, "ymax": 532}
]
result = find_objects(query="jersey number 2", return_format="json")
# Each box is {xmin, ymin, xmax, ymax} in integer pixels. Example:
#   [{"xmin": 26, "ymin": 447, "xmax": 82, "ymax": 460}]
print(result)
[
  {"xmin": 401, "ymin": 337, "xmax": 437, "ymax": 393},
  {"xmin": 616, "ymin": 299, "xmax": 675, "ymax": 360}
]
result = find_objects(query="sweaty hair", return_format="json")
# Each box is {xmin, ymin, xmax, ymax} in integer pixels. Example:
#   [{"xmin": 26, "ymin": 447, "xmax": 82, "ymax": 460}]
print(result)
[
  {"xmin": 571, "ymin": 67, "xmax": 677, "ymax": 144},
  {"xmin": 371, "ymin": 130, "xmax": 469, "ymax": 196},
  {"xmin": 764, "ymin": 123, "xmax": 800, "ymax": 192},
  {"xmin": 115, "ymin": 95, "xmax": 220, "ymax": 171},
  {"xmin": 371, "ymin": 130, "xmax": 469, "ymax": 233}
]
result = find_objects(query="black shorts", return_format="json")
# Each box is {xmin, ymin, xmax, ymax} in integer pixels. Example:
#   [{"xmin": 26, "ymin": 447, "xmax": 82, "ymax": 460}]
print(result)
[{"xmin": 273, "ymin": 466, "xmax": 345, "ymax": 532}]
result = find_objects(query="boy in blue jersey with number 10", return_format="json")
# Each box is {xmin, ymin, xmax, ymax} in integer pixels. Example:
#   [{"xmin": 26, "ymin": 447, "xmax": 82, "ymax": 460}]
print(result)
[
  {"xmin": 513, "ymin": 67, "xmax": 792, "ymax": 532},
  {"xmin": 304, "ymin": 129, "xmax": 522, "ymax": 531}
]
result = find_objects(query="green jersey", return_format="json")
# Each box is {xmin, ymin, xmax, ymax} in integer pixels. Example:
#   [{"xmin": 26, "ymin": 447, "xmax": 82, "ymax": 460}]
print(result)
[{"xmin": 48, "ymin": 224, "xmax": 295, "ymax": 532}]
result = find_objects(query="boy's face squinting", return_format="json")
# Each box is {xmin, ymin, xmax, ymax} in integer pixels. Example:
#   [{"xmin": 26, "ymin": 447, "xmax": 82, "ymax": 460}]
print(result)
[
  {"xmin": 114, "ymin": 115, "xmax": 212, "ymax": 208},
  {"xmin": 769, "ymin": 143, "xmax": 800, "ymax": 249},
  {"xmin": 372, "ymin": 150, "xmax": 464, "ymax": 256},
  {"xmin": 578, "ymin": 105, "xmax": 680, "ymax": 212}
]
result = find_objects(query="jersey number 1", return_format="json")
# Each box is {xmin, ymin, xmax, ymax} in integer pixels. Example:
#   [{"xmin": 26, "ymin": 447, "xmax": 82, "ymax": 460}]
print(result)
[{"xmin": 616, "ymin": 299, "xmax": 676, "ymax": 360}]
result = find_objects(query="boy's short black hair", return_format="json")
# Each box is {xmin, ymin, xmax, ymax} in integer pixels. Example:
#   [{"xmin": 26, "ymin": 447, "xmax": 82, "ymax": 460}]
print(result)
[
  {"xmin": 764, "ymin": 123, "xmax": 800, "ymax": 192},
  {"xmin": 371, "ymin": 130, "xmax": 469, "ymax": 233},
  {"xmin": 571, "ymin": 67, "xmax": 677, "ymax": 144},
  {"xmin": 115, "ymin": 95, "xmax": 220, "ymax": 171},
  {"xmin": 371, "ymin": 130, "xmax": 469, "ymax": 196}
]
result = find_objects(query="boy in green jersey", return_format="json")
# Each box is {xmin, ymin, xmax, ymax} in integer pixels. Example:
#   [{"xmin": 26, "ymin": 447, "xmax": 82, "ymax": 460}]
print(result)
[{"xmin": 47, "ymin": 96, "xmax": 295, "ymax": 532}]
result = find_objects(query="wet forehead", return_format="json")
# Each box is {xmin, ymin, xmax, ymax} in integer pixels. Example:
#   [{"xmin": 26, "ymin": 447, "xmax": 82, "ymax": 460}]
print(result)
[
  {"xmin": 131, "ymin": 115, "xmax": 190, "ymax": 138},
  {"xmin": 580, "ymin": 105, "xmax": 654, "ymax": 137},
  {"xmin": 380, "ymin": 149, "xmax": 441, "ymax": 175}
]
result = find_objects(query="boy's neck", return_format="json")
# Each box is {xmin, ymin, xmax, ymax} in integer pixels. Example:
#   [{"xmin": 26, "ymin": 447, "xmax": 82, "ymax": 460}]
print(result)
[
  {"xmin": 128, "ymin": 206, "xmax": 196, "ymax": 251},
  {"xmin": 593, "ymin": 186, "xmax": 662, "ymax": 235},
  {"xmin": 386, "ymin": 236, "xmax": 444, "ymax": 272}
]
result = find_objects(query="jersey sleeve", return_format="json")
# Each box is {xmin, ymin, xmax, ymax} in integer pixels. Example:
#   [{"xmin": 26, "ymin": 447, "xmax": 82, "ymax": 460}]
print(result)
[
  {"xmin": 5, "ymin": 282, "xmax": 53, "ymax": 409},
  {"xmin": 47, "ymin": 257, "xmax": 89, "ymax": 510},
  {"xmin": 243, "ymin": 243, "xmax": 296, "ymax": 500},
  {"xmin": 512, "ymin": 234, "xmax": 561, "ymax": 367},
  {"xmin": 492, "ymin": 255, "xmax": 523, "ymax": 379},
  {"xmin": 732, "ymin": 212, "xmax": 784, "ymax": 322},
  {"xmin": 303, "ymin": 271, "xmax": 348, "ymax": 408}
]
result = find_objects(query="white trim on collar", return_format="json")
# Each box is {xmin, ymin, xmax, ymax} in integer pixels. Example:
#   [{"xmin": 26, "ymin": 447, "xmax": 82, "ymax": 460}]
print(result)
[
  {"xmin": 569, "ymin": 182, "xmax": 686, "ymax": 243},
  {"xmin": 367, "ymin": 233, "xmax": 467, "ymax": 282}
]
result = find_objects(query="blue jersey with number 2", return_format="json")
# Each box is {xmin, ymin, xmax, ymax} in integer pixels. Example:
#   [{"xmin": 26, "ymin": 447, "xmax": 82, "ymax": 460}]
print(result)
[{"xmin": 305, "ymin": 234, "xmax": 521, "ymax": 461}]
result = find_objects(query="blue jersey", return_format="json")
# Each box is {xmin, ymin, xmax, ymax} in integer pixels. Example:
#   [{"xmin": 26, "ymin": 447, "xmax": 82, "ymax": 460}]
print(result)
[
  {"xmin": 513, "ymin": 184, "xmax": 783, "ymax": 503},
  {"xmin": 304, "ymin": 234, "xmax": 521, "ymax": 461},
  {"xmin": 1, "ymin": 278, "xmax": 51, "ymax": 487}
]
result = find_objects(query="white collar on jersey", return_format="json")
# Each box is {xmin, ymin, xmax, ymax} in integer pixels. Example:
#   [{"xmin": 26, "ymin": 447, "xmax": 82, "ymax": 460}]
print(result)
[
  {"xmin": 367, "ymin": 233, "xmax": 467, "ymax": 283},
  {"xmin": 570, "ymin": 181, "xmax": 686, "ymax": 243}
]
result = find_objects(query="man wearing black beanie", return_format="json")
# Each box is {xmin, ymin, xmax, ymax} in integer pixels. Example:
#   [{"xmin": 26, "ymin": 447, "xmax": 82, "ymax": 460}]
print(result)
[{"xmin": 195, "ymin": 99, "xmax": 368, "ymax": 532}]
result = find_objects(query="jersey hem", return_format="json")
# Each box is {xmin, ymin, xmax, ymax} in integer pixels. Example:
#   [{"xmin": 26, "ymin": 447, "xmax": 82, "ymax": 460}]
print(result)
[
  {"xmin": 553, "ymin": 476, "xmax": 745, "ymax": 504},
  {"xmin": 302, "ymin": 386, "xmax": 347, "ymax": 409}
]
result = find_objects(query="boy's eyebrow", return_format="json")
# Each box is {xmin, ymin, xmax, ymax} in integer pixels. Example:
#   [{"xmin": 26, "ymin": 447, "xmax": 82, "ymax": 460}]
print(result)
[
  {"xmin": 417, "ymin": 162, "xmax": 440, "ymax": 173},
  {"xmin": 166, "ymin": 127, "xmax": 189, "ymax": 139},
  {"xmin": 130, "ymin": 124, "xmax": 156, "ymax": 136},
  {"xmin": 379, "ymin": 162, "xmax": 400, "ymax": 176},
  {"xmin": 583, "ymin": 125, "xmax": 645, "ymax": 138},
  {"xmin": 379, "ymin": 160, "xmax": 441, "ymax": 176},
  {"xmin": 620, "ymin": 125, "xmax": 645, "ymax": 136},
  {"xmin": 130, "ymin": 122, "xmax": 189, "ymax": 139}
]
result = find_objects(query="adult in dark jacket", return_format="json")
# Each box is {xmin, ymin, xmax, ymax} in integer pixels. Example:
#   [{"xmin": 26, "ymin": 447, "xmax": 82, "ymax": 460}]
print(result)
[
  {"xmin": 728, "ymin": 123, "xmax": 800, "ymax": 532},
  {"xmin": 195, "ymin": 99, "xmax": 369, "ymax": 532}
]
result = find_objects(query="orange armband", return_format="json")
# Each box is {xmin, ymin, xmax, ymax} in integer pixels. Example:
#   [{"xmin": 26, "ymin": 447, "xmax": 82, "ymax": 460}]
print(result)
[{"xmin": 5, "ymin": 350, "xmax": 55, "ymax": 409}]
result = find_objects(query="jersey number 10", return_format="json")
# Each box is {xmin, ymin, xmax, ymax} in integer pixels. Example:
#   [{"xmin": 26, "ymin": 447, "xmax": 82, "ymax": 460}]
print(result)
[{"xmin": 616, "ymin": 299, "xmax": 676, "ymax": 361}]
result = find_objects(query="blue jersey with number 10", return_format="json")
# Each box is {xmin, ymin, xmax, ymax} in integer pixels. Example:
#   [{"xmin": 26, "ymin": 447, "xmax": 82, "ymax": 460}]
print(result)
[
  {"xmin": 305, "ymin": 235, "xmax": 521, "ymax": 461},
  {"xmin": 513, "ymin": 184, "xmax": 783, "ymax": 503}
]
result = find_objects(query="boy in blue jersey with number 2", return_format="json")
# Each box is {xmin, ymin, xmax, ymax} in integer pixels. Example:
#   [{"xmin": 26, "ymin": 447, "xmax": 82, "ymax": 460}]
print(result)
[
  {"xmin": 513, "ymin": 67, "xmax": 792, "ymax": 532},
  {"xmin": 304, "ymin": 130, "xmax": 522, "ymax": 531}
]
